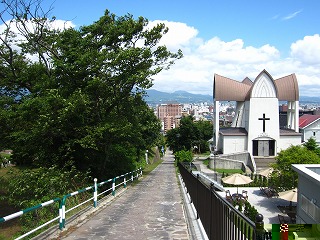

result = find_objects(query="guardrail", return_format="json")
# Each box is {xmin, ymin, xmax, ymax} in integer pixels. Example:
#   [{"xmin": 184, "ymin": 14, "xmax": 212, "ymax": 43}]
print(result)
[
  {"xmin": 178, "ymin": 162, "xmax": 257, "ymax": 240},
  {"xmin": 0, "ymin": 168, "xmax": 142, "ymax": 239}
]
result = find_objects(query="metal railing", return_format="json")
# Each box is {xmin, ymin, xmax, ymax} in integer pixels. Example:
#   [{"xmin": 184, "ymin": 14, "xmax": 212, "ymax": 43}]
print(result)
[
  {"xmin": 0, "ymin": 168, "xmax": 142, "ymax": 239},
  {"xmin": 178, "ymin": 162, "xmax": 256, "ymax": 240}
]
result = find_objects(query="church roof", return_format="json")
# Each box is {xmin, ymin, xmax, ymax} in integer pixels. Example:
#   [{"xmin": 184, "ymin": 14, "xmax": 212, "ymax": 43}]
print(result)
[
  {"xmin": 219, "ymin": 127, "xmax": 300, "ymax": 136},
  {"xmin": 214, "ymin": 74, "xmax": 252, "ymax": 101},
  {"xmin": 274, "ymin": 74, "xmax": 299, "ymax": 101},
  {"xmin": 219, "ymin": 127, "xmax": 248, "ymax": 136},
  {"xmin": 279, "ymin": 129, "xmax": 302, "ymax": 136},
  {"xmin": 214, "ymin": 70, "xmax": 299, "ymax": 101},
  {"xmin": 299, "ymin": 114, "xmax": 320, "ymax": 129}
]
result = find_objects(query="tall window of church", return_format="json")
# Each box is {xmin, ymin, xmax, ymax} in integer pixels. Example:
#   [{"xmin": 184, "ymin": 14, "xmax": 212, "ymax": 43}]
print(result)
[
  {"xmin": 252, "ymin": 140, "xmax": 258, "ymax": 156},
  {"xmin": 269, "ymin": 140, "xmax": 275, "ymax": 156},
  {"xmin": 235, "ymin": 111, "xmax": 240, "ymax": 126},
  {"xmin": 313, "ymin": 132, "xmax": 316, "ymax": 137}
]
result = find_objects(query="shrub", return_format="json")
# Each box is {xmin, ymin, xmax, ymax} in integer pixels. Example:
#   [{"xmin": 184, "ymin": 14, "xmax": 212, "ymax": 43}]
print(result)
[
  {"xmin": 1, "ymin": 166, "xmax": 91, "ymax": 236},
  {"xmin": 174, "ymin": 150, "xmax": 193, "ymax": 164},
  {"xmin": 243, "ymin": 201, "xmax": 258, "ymax": 221},
  {"xmin": 3, "ymin": 166, "xmax": 91, "ymax": 209}
]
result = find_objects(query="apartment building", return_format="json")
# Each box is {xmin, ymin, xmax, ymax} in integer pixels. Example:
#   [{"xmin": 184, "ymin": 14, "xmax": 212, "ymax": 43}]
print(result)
[{"xmin": 157, "ymin": 103, "xmax": 182, "ymax": 133}]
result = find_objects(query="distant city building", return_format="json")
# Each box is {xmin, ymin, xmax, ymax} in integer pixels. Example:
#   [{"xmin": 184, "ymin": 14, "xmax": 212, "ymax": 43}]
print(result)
[{"xmin": 157, "ymin": 103, "xmax": 182, "ymax": 133}]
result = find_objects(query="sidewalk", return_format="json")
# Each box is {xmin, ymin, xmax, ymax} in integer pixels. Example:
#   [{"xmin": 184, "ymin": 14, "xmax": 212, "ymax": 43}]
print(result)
[{"xmin": 61, "ymin": 152, "xmax": 190, "ymax": 240}]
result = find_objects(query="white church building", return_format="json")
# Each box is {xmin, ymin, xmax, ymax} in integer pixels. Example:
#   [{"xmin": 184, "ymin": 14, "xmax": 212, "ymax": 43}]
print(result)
[{"xmin": 213, "ymin": 70, "xmax": 301, "ymax": 163}]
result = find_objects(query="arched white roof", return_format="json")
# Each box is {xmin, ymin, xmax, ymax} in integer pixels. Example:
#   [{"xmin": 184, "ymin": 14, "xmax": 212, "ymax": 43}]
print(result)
[{"xmin": 213, "ymin": 69, "xmax": 299, "ymax": 101}]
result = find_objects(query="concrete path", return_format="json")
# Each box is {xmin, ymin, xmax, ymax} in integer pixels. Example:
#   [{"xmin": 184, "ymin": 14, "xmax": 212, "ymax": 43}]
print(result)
[
  {"xmin": 62, "ymin": 151, "xmax": 189, "ymax": 240},
  {"xmin": 217, "ymin": 187, "xmax": 293, "ymax": 224}
]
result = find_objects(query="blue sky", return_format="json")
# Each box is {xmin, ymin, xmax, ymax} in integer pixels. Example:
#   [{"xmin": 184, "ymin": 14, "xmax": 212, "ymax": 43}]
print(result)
[
  {"xmin": 11, "ymin": 1, "xmax": 320, "ymax": 96},
  {"xmin": 50, "ymin": 0, "xmax": 318, "ymax": 55}
]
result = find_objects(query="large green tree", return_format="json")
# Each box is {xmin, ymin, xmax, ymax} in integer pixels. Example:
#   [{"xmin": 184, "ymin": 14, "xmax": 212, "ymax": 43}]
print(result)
[
  {"xmin": 271, "ymin": 143, "xmax": 320, "ymax": 191},
  {"xmin": 0, "ymin": 1, "xmax": 182, "ymax": 178},
  {"xmin": 303, "ymin": 137, "xmax": 320, "ymax": 156},
  {"xmin": 166, "ymin": 116, "xmax": 212, "ymax": 153}
]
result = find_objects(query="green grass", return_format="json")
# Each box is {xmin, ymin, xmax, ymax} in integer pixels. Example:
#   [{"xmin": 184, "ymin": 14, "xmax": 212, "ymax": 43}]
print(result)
[
  {"xmin": 203, "ymin": 159, "xmax": 209, "ymax": 166},
  {"xmin": 0, "ymin": 166, "xmax": 23, "ymax": 240},
  {"xmin": 142, "ymin": 159, "xmax": 163, "ymax": 175},
  {"xmin": 194, "ymin": 151, "xmax": 210, "ymax": 157},
  {"xmin": 199, "ymin": 159, "xmax": 243, "ymax": 174},
  {"xmin": 0, "ymin": 153, "xmax": 11, "ymax": 159}
]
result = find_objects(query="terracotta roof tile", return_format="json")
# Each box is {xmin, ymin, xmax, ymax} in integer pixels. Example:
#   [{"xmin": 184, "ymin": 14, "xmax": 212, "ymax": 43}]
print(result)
[{"xmin": 299, "ymin": 114, "xmax": 320, "ymax": 129}]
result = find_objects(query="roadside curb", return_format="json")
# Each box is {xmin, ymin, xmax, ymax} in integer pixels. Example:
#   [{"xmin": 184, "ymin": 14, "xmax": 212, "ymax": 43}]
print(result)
[{"xmin": 178, "ymin": 174, "xmax": 208, "ymax": 240}]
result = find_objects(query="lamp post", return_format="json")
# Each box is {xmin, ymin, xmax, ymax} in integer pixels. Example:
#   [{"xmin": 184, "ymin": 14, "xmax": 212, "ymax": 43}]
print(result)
[
  {"xmin": 145, "ymin": 150, "xmax": 148, "ymax": 164},
  {"xmin": 213, "ymin": 147, "xmax": 218, "ymax": 181}
]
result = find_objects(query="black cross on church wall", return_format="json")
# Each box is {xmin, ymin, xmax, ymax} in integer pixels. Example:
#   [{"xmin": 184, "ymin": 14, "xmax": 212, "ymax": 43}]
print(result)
[{"xmin": 258, "ymin": 113, "xmax": 270, "ymax": 132}]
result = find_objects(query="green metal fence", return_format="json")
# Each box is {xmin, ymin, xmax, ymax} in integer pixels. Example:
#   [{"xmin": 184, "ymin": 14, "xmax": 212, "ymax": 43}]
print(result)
[{"xmin": 0, "ymin": 168, "xmax": 142, "ymax": 239}]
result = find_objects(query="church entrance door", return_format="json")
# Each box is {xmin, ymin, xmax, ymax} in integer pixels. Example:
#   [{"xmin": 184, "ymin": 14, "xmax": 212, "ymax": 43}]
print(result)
[
  {"xmin": 258, "ymin": 141, "xmax": 269, "ymax": 156},
  {"xmin": 253, "ymin": 140, "xmax": 275, "ymax": 157}
]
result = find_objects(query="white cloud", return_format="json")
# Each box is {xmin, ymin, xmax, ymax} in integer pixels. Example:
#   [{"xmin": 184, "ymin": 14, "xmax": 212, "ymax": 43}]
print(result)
[
  {"xmin": 197, "ymin": 38, "xmax": 280, "ymax": 64},
  {"xmin": 282, "ymin": 10, "xmax": 303, "ymax": 21},
  {"xmin": 0, "ymin": 19, "xmax": 75, "ymax": 61},
  {"xmin": 151, "ymin": 21, "xmax": 320, "ymax": 97},
  {"xmin": 290, "ymin": 34, "xmax": 320, "ymax": 65},
  {"xmin": 147, "ymin": 20, "xmax": 200, "ymax": 52},
  {"xmin": 47, "ymin": 19, "xmax": 75, "ymax": 30},
  {"xmin": 0, "ymin": 19, "xmax": 74, "ymax": 38},
  {"xmin": 2, "ymin": 18, "xmax": 320, "ymax": 97}
]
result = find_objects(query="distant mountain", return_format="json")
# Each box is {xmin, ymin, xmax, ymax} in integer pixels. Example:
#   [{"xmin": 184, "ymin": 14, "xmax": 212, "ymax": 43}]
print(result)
[
  {"xmin": 299, "ymin": 96, "xmax": 320, "ymax": 104},
  {"xmin": 144, "ymin": 89, "xmax": 320, "ymax": 105},
  {"xmin": 144, "ymin": 90, "xmax": 213, "ymax": 105}
]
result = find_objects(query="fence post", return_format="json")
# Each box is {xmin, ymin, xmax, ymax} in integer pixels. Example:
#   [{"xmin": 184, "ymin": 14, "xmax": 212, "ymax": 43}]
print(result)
[
  {"xmin": 196, "ymin": 174, "xmax": 199, "ymax": 219},
  {"xmin": 124, "ymin": 175, "xmax": 127, "ymax": 188},
  {"xmin": 94, "ymin": 178, "xmax": 98, "ymax": 207},
  {"xmin": 209, "ymin": 182, "xmax": 214, "ymax": 238},
  {"xmin": 255, "ymin": 213, "xmax": 265, "ymax": 240},
  {"xmin": 112, "ymin": 178, "xmax": 116, "ymax": 196},
  {"xmin": 59, "ymin": 199, "xmax": 63, "ymax": 230},
  {"xmin": 59, "ymin": 197, "xmax": 67, "ymax": 230},
  {"xmin": 131, "ymin": 172, "xmax": 134, "ymax": 182}
]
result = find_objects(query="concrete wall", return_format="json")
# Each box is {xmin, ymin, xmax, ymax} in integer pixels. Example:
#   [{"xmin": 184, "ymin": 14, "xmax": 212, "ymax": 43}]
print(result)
[
  {"xmin": 222, "ymin": 136, "xmax": 247, "ymax": 154},
  {"xmin": 296, "ymin": 174, "xmax": 320, "ymax": 224},
  {"xmin": 209, "ymin": 152, "xmax": 255, "ymax": 173},
  {"xmin": 278, "ymin": 135, "xmax": 301, "ymax": 152},
  {"xmin": 210, "ymin": 157, "xmax": 246, "ymax": 172}
]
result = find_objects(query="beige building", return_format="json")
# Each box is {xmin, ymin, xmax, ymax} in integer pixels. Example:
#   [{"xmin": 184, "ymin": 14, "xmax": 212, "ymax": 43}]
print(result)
[{"xmin": 157, "ymin": 103, "xmax": 182, "ymax": 133}]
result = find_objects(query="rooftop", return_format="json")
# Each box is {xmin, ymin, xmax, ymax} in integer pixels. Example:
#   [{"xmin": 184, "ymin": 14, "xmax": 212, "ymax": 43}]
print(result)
[
  {"xmin": 292, "ymin": 164, "xmax": 320, "ymax": 186},
  {"xmin": 299, "ymin": 114, "xmax": 320, "ymax": 129},
  {"xmin": 214, "ymin": 69, "xmax": 299, "ymax": 102},
  {"xmin": 219, "ymin": 127, "xmax": 248, "ymax": 136}
]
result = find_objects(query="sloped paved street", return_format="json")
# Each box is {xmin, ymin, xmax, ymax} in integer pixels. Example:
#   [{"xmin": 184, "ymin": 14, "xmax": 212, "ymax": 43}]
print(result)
[{"xmin": 62, "ymin": 151, "xmax": 189, "ymax": 240}]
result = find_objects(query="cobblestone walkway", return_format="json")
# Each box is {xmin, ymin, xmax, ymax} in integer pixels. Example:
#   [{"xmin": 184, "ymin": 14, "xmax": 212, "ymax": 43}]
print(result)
[{"xmin": 62, "ymin": 152, "xmax": 189, "ymax": 240}]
